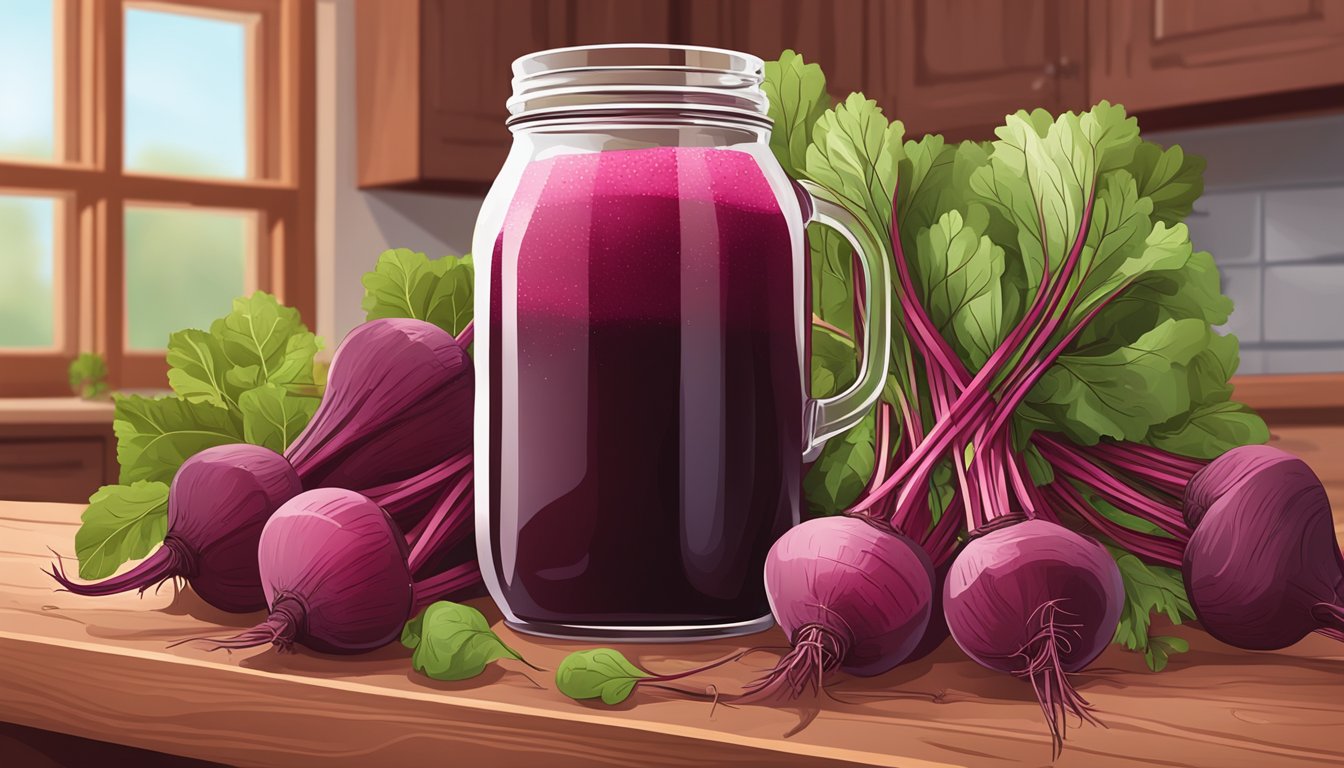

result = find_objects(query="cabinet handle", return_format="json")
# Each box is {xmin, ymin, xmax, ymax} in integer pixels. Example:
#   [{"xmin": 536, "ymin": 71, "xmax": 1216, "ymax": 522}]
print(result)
[
  {"xmin": 1031, "ymin": 57, "xmax": 1077, "ymax": 91},
  {"xmin": 1031, "ymin": 62, "xmax": 1057, "ymax": 91}
]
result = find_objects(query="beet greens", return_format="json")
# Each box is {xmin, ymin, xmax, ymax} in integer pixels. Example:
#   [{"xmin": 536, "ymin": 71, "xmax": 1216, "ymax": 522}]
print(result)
[
  {"xmin": 766, "ymin": 51, "xmax": 1279, "ymax": 750},
  {"xmin": 776, "ymin": 55, "xmax": 1268, "ymax": 665}
]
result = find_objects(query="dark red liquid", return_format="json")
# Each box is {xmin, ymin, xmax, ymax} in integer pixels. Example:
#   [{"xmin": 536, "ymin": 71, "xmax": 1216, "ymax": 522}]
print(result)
[{"xmin": 487, "ymin": 146, "xmax": 803, "ymax": 628}]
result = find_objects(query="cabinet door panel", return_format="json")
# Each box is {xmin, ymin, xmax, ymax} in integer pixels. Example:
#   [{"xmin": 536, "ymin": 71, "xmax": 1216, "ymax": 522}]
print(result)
[
  {"xmin": 879, "ymin": 0, "xmax": 1086, "ymax": 139},
  {"xmin": 1090, "ymin": 0, "xmax": 1344, "ymax": 112},
  {"xmin": 419, "ymin": 0, "xmax": 674, "ymax": 183},
  {"xmin": 421, "ymin": 0, "xmax": 569, "ymax": 184},
  {"xmin": 0, "ymin": 435, "xmax": 111, "ymax": 504},
  {"xmin": 682, "ymin": 0, "xmax": 876, "ymax": 105}
]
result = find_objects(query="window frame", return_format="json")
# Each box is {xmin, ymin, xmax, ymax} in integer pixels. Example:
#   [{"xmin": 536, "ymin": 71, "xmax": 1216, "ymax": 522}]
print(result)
[{"xmin": 0, "ymin": 0, "xmax": 315, "ymax": 396}]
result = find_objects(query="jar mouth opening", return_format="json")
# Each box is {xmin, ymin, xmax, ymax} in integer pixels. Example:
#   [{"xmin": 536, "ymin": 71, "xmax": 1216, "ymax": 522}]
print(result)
[
  {"xmin": 508, "ymin": 44, "xmax": 770, "ymax": 127},
  {"xmin": 512, "ymin": 43, "xmax": 765, "ymax": 79}
]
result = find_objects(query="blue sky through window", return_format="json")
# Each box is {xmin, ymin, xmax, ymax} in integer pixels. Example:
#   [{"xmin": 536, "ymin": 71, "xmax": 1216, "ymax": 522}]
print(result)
[
  {"xmin": 125, "ymin": 7, "xmax": 248, "ymax": 177},
  {"xmin": 0, "ymin": 0, "xmax": 56, "ymax": 160}
]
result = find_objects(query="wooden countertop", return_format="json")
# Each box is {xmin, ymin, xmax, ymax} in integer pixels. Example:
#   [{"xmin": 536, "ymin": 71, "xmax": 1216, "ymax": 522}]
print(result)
[
  {"xmin": 0, "ymin": 398, "xmax": 114, "ymax": 426},
  {"xmin": 2, "ymin": 425, "xmax": 1343, "ymax": 768}
]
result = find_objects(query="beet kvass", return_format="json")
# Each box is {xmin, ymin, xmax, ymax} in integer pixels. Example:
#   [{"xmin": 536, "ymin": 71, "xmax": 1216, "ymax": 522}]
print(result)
[{"xmin": 474, "ymin": 45, "xmax": 890, "ymax": 638}]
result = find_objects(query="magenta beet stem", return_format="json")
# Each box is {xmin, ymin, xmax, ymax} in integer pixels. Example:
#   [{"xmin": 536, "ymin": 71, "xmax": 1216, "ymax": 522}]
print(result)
[
  {"xmin": 406, "ymin": 468, "xmax": 474, "ymax": 575},
  {"xmin": 456, "ymin": 320, "xmax": 474, "ymax": 349},
  {"xmin": 412, "ymin": 560, "xmax": 481, "ymax": 614}
]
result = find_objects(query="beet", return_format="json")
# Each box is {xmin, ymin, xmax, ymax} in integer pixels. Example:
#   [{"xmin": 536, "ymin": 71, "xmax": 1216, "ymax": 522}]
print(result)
[
  {"xmin": 1183, "ymin": 453, "xmax": 1344, "ymax": 650},
  {"xmin": 1183, "ymin": 444, "xmax": 1295, "ymax": 529},
  {"xmin": 205, "ymin": 488, "xmax": 475, "ymax": 654},
  {"xmin": 745, "ymin": 516, "xmax": 933, "ymax": 699},
  {"xmin": 285, "ymin": 318, "xmax": 473, "ymax": 490},
  {"xmin": 49, "ymin": 444, "xmax": 301, "ymax": 612},
  {"xmin": 944, "ymin": 519, "xmax": 1123, "ymax": 756}
]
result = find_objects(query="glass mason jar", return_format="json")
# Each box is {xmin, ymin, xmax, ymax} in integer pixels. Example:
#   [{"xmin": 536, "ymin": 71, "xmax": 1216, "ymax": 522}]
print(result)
[{"xmin": 473, "ymin": 45, "xmax": 889, "ymax": 640}]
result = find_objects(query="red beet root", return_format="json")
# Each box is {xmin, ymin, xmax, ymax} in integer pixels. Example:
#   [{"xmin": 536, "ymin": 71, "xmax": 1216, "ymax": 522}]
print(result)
[
  {"xmin": 746, "ymin": 516, "xmax": 933, "ymax": 701},
  {"xmin": 205, "ymin": 488, "xmax": 475, "ymax": 654},
  {"xmin": 1183, "ymin": 444, "xmax": 1294, "ymax": 529},
  {"xmin": 944, "ymin": 519, "xmax": 1123, "ymax": 756},
  {"xmin": 285, "ymin": 318, "xmax": 474, "ymax": 490},
  {"xmin": 1183, "ymin": 453, "xmax": 1344, "ymax": 650},
  {"xmin": 49, "ymin": 444, "xmax": 302, "ymax": 612}
]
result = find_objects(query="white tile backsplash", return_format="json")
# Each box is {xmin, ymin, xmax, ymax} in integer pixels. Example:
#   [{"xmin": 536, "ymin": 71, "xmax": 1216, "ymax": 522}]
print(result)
[
  {"xmin": 1148, "ymin": 113, "xmax": 1344, "ymax": 190},
  {"xmin": 1264, "ymin": 186, "xmax": 1344, "ymax": 263},
  {"xmin": 1217, "ymin": 265, "xmax": 1262, "ymax": 343},
  {"xmin": 1258, "ymin": 347, "xmax": 1344, "ymax": 375},
  {"xmin": 1188, "ymin": 192, "xmax": 1261, "ymax": 265},
  {"xmin": 1235, "ymin": 348, "xmax": 1266, "ymax": 376},
  {"xmin": 1147, "ymin": 113, "xmax": 1344, "ymax": 373},
  {"xmin": 1263, "ymin": 265, "xmax": 1344, "ymax": 343}
]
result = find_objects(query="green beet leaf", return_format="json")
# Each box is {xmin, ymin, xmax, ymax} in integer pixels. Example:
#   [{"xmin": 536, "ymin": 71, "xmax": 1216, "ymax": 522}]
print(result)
[
  {"xmin": 1128, "ymin": 142, "xmax": 1206, "ymax": 226},
  {"xmin": 1079, "ymin": 249, "xmax": 1230, "ymax": 353},
  {"xmin": 405, "ymin": 602, "xmax": 530, "ymax": 682},
  {"xmin": 763, "ymin": 49, "xmax": 829, "ymax": 179},
  {"xmin": 810, "ymin": 322, "xmax": 857, "ymax": 399},
  {"xmin": 74, "ymin": 481, "xmax": 170, "ymax": 580},
  {"xmin": 810, "ymin": 226, "xmax": 857, "ymax": 338},
  {"xmin": 1146, "ymin": 401, "xmax": 1269, "ymax": 459},
  {"xmin": 555, "ymin": 648, "xmax": 651, "ymax": 706},
  {"xmin": 1182, "ymin": 330, "xmax": 1240, "ymax": 405},
  {"xmin": 166, "ymin": 329, "xmax": 242, "ymax": 410},
  {"xmin": 805, "ymin": 93, "xmax": 903, "ymax": 240},
  {"xmin": 239, "ymin": 384, "xmax": 320, "ymax": 454},
  {"xmin": 894, "ymin": 134, "xmax": 958, "ymax": 238},
  {"xmin": 914, "ymin": 207, "xmax": 1006, "ymax": 370},
  {"xmin": 362, "ymin": 249, "xmax": 474, "ymax": 337},
  {"xmin": 1107, "ymin": 545, "xmax": 1196, "ymax": 671},
  {"xmin": 113, "ymin": 394, "xmax": 246, "ymax": 484},
  {"xmin": 1143, "ymin": 331, "xmax": 1269, "ymax": 457},
  {"xmin": 1144, "ymin": 636, "xmax": 1190, "ymax": 673},
  {"xmin": 211, "ymin": 292, "xmax": 322, "ymax": 395},
  {"xmin": 1024, "ymin": 317, "xmax": 1208, "ymax": 445},
  {"xmin": 803, "ymin": 409, "xmax": 876, "ymax": 516},
  {"xmin": 970, "ymin": 104, "xmax": 1140, "ymax": 294}
]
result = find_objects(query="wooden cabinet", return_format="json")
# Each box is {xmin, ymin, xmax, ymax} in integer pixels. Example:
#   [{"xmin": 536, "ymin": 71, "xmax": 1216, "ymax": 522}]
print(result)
[
  {"xmin": 0, "ymin": 400, "xmax": 116, "ymax": 504},
  {"xmin": 357, "ymin": 0, "xmax": 1344, "ymax": 186},
  {"xmin": 877, "ymin": 0, "xmax": 1088, "ymax": 139},
  {"xmin": 357, "ymin": 0, "xmax": 672, "ymax": 189},
  {"xmin": 1089, "ymin": 0, "xmax": 1344, "ymax": 113},
  {"xmin": 680, "ymin": 0, "xmax": 878, "ymax": 105}
]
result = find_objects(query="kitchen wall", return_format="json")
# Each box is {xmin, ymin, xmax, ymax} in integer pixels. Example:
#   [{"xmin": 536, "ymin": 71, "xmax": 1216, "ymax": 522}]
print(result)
[
  {"xmin": 314, "ymin": 3, "xmax": 1342, "ymax": 372},
  {"xmin": 1150, "ymin": 113, "xmax": 1344, "ymax": 375},
  {"xmin": 314, "ymin": 0, "xmax": 483, "ymax": 345}
]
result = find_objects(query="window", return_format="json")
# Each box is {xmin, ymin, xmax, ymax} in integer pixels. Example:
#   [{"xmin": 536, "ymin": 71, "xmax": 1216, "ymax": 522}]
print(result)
[{"xmin": 0, "ymin": 0, "xmax": 314, "ymax": 396}]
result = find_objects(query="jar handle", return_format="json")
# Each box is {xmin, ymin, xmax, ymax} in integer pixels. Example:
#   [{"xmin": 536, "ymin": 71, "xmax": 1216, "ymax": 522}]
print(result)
[{"xmin": 798, "ymin": 180, "xmax": 892, "ymax": 462}]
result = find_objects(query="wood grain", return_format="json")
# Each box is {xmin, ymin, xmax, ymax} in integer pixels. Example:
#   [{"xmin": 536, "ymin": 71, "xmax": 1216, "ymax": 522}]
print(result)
[
  {"xmin": 1, "ymin": 425, "xmax": 1343, "ymax": 767},
  {"xmin": 355, "ymin": 0, "xmax": 422, "ymax": 188},
  {"xmin": 1089, "ymin": 0, "xmax": 1344, "ymax": 113}
]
